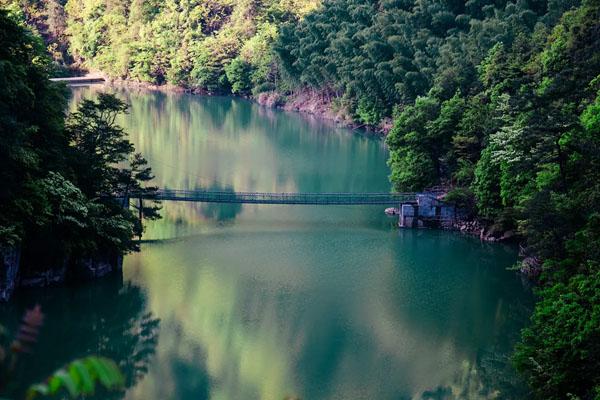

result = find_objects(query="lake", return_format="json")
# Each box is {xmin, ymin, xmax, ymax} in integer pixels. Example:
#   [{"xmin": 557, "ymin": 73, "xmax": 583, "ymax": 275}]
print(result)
[{"xmin": 1, "ymin": 87, "xmax": 533, "ymax": 400}]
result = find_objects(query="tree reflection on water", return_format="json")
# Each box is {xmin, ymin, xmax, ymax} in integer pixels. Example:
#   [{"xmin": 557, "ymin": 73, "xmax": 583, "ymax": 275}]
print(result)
[
  {"xmin": 0, "ymin": 273, "xmax": 159, "ymax": 399},
  {"xmin": 198, "ymin": 182, "xmax": 243, "ymax": 223}
]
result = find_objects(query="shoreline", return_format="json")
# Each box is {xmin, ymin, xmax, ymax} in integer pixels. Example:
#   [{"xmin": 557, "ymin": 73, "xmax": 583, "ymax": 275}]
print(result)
[{"xmin": 96, "ymin": 76, "xmax": 393, "ymax": 134}]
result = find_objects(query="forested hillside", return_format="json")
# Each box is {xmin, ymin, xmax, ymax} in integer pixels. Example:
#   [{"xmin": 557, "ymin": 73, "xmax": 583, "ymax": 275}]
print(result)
[
  {"xmin": 1, "ymin": 0, "xmax": 319, "ymax": 90},
  {"xmin": 276, "ymin": 0, "xmax": 579, "ymax": 123},
  {"xmin": 0, "ymin": 0, "xmax": 72, "ymax": 67}
]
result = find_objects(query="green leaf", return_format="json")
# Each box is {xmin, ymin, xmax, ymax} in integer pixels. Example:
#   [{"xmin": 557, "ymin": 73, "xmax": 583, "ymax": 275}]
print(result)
[
  {"xmin": 69, "ymin": 359, "xmax": 95, "ymax": 394},
  {"xmin": 27, "ymin": 356, "xmax": 124, "ymax": 399},
  {"xmin": 25, "ymin": 384, "xmax": 48, "ymax": 400},
  {"xmin": 47, "ymin": 372, "xmax": 63, "ymax": 393},
  {"xmin": 86, "ymin": 356, "xmax": 125, "ymax": 389},
  {"xmin": 53, "ymin": 369, "xmax": 78, "ymax": 397}
]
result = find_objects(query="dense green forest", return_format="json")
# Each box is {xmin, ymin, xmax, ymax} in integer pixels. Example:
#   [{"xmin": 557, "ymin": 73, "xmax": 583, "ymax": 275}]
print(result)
[
  {"xmin": 0, "ymin": 0, "xmax": 319, "ymax": 90},
  {"xmin": 2, "ymin": 0, "xmax": 600, "ymax": 398},
  {"xmin": 276, "ymin": 0, "xmax": 581, "ymax": 122},
  {"xmin": 0, "ymin": 9, "xmax": 158, "ymax": 279}
]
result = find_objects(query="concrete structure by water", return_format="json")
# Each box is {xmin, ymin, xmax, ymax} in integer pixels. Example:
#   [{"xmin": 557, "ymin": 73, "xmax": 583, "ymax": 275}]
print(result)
[{"xmin": 399, "ymin": 194, "xmax": 457, "ymax": 228}]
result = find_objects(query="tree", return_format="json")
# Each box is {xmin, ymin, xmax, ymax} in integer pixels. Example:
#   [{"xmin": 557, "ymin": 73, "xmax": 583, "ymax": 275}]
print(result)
[
  {"xmin": 386, "ymin": 96, "xmax": 440, "ymax": 191},
  {"xmin": 66, "ymin": 93, "xmax": 160, "ymax": 248},
  {"xmin": 0, "ymin": 9, "xmax": 68, "ymax": 246},
  {"xmin": 66, "ymin": 94, "xmax": 132, "ymax": 197},
  {"xmin": 225, "ymin": 58, "xmax": 252, "ymax": 95}
]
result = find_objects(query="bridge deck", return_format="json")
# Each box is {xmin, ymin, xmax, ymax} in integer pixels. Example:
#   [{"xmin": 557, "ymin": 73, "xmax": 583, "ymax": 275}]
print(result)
[{"xmin": 141, "ymin": 189, "xmax": 416, "ymax": 205}]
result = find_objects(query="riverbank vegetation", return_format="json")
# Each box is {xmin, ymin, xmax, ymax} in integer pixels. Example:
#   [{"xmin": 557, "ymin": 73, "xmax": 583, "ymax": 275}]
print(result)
[
  {"xmin": 384, "ymin": 4, "xmax": 600, "ymax": 398},
  {"xmin": 0, "ymin": 10, "xmax": 158, "ymax": 289},
  {"xmin": 2, "ymin": 0, "xmax": 600, "ymax": 398},
  {"xmin": 279, "ymin": 1, "xmax": 600, "ymax": 397}
]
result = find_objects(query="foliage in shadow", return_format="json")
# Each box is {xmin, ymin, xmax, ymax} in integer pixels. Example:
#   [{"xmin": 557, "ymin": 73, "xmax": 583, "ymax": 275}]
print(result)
[{"xmin": 0, "ymin": 274, "xmax": 159, "ymax": 399}]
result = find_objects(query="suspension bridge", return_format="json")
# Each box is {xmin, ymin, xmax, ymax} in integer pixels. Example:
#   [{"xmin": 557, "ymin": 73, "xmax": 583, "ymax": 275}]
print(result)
[
  {"xmin": 128, "ymin": 189, "xmax": 456, "ymax": 227},
  {"xmin": 138, "ymin": 189, "xmax": 418, "ymax": 205}
]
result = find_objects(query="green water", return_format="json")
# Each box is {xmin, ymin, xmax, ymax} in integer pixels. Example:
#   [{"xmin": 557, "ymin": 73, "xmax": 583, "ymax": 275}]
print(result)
[{"xmin": 2, "ymin": 87, "xmax": 532, "ymax": 399}]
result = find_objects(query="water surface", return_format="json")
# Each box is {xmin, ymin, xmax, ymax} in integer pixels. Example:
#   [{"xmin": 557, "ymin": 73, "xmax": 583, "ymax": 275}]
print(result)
[{"xmin": 2, "ymin": 87, "xmax": 532, "ymax": 400}]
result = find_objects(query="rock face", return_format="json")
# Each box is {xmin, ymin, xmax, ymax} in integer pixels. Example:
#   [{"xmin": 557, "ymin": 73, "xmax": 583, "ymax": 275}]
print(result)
[
  {"xmin": 20, "ymin": 264, "xmax": 66, "ymax": 288},
  {"xmin": 72, "ymin": 254, "xmax": 123, "ymax": 280},
  {"xmin": 445, "ymin": 218, "xmax": 520, "ymax": 243},
  {"xmin": 0, "ymin": 250, "xmax": 123, "ymax": 302},
  {"xmin": 256, "ymin": 91, "xmax": 284, "ymax": 108},
  {"xmin": 0, "ymin": 246, "xmax": 21, "ymax": 302},
  {"xmin": 520, "ymin": 256, "xmax": 542, "ymax": 278},
  {"xmin": 255, "ymin": 88, "xmax": 392, "ymax": 133}
]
